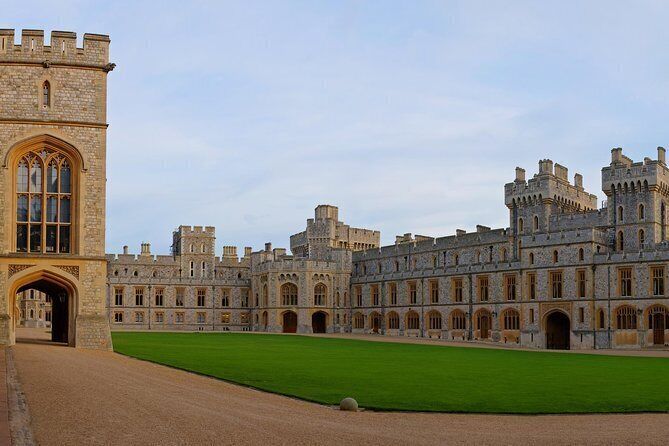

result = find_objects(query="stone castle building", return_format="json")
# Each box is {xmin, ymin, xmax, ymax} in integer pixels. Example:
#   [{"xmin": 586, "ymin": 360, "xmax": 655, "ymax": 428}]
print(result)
[
  {"xmin": 109, "ymin": 151, "xmax": 669, "ymax": 350},
  {"xmin": 3, "ymin": 29, "xmax": 668, "ymax": 351},
  {"xmin": 0, "ymin": 29, "xmax": 114, "ymax": 348}
]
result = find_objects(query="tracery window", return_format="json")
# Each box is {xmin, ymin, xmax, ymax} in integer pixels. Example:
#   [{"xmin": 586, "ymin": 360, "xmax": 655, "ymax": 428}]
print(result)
[
  {"xmin": 616, "ymin": 306, "xmax": 637, "ymax": 329},
  {"xmin": 387, "ymin": 311, "xmax": 400, "ymax": 329},
  {"xmin": 16, "ymin": 148, "xmax": 72, "ymax": 253},
  {"xmin": 451, "ymin": 310, "xmax": 466, "ymax": 330},
  {"xmin": 428, "ymin": 311, "xmax": 442, "ymax": 330},
  {"xmin": 314, "ymin": 283, "xmax": 326, "ymax": 306},
  {"xmin": 42, "ymin": 81, "xmax": 51, "ymax": 107},
  {"xmin": 281, "ymin": 283, "xmax": 298, "ymax": 306},
  {"xmin": 406, "ymin": 311, "xmax": 420, "ymax": 330},
  {"xmin": 503, "ymin": 309, "xmax": 520, "ymax": 330}
]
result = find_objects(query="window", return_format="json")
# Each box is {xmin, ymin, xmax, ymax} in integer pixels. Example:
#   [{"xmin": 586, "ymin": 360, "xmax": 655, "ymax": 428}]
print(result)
[
  {"xmin": 616, "ymin": 306, "xmax": 637, "ymax": 329},
  {"xmin": 598, "ymin": 309, "xmax": 605, "ymax": 329},
  {"xmin": 501, "ymin": 248, "xmax": 507, "ymax": 262},
  {"xmin": 478, "ymin": 276, "xmax": 489, "ymax": 302},
  {"xmin": 241, "ymin": 313, "xmax": 250, "ymax": 324},
  {"xmin": 114, "ymin": 312, "xmax": 123, "ymax": 323},
  {"xmin": 221, "ymin": 288, "xmax": 230, "ymax": 307},
  {"xmin": 135, "ymin": 287, "xmax": 144, "ymax": 306},
  {"xmin": 503, "ymin": 309, "xmax": 520, "ymax": 330},
  {"xmin": 353, "ymin": 313, "xmax": 364, "ymax": 329},
  {"xmin": 134, "ymin": 312, "xmax": 144, "ymax": 323},
  {"xmin": 356, "ymin": 286, "xmax": 362, "ymax": 306},
  {"xmin": 154, "ymin": 288, "xmax": 164, "ymax": 306},
  {"xmin": 518, "ymin": 218, "xmax": 524, "ymax": 232},
  {"xmin": 529, "ymin": 308, "xmax": 535, "ymax": 323},
  {"xmin": 529, "ymin": 252, "xmax": 534, "ymax": 265},
  {"xmin": 617, "ymin": 231, "xmax": 624, "ymax": 251},
  {"xmin": 262, "ymin": 284, "xmax": 268, "ymax": 306},
  {"xmin": 639, "ymin": 204, "xmax": 645, "ymax": 220},
  {"xmin": 451, "ymin": 311, "xmax": 466, "ymax": 330},
  {"xmin": 408, "ymin": 282, "xmax": 417, "ymax": 304},
  {"xmin": 114, "ymin": 287, "xmax": 123, "ymax": 306},
  {"xmin": 15, "ymin": 147, "xmax": 72, "ymax": 253},
  {"xmin": 454, "ymin": 254, "xmax": 459, "ymax": 266},
  {"xmin": 241, "ymin": 289, "xmax": 249, "ymax": 307},
  {"xmin": 197, "ymin": 288, "xmax": 206, "ymax": 307},
  {"xmin": 42, "ymin": 81, "xmax": 50, "ymax": 107},
  {"xmin": 389, "ymin": 283, "xmax": 397, "ymax": 305},
  {"xmin": 528, "ymin": 273, "xmax": 537, "ymax": 300},
  {"xmin": 504, "ymin": 275, "xmax": 516, "ymax": 301},
  {"xmin": 618, "ymin": 268, "xmax": 633, "ymax": 297},
  {"xmin": 429, "ymin": 281, "xmax": 439, "ymax": 304},
  {"xmin": 175, "ymin": 288, "xmax": 184, "ymax": 307},
  {"xmin": 155, "ymin": 312, "xmax": 164, "ymax": 323},
  {"xmin": 452, "ymin": 277, "xmax": 463, "ymax": 302},
  {"xmin": 387, "ymin": 312, "xmax": 399, "ymax": 329},
  {"xmin": 639, "ymin": 229, "xmax": 645, "ymax": 247},
  {"xmin": 175, "ymin": 312, "xmax": 185, "ymax": 323},
  {"xmin": 577, "ymin": 270, "xmax": 586, "ymax": 298},
  {"xmin": 618, "ymin": 205, "xmax": 624, "ymax": 222},
  {"xmin": 533, "ymin": 215, "xmax": 539, "ymax": 230},
  {"xmin": 371, "ymin": 285, "xmax": 379, "ymax": 306},
  {"xmin": 579, "ymin": 307, "xmax": 584, "ymax": 323},
  {"xmin": 196, "ymin": 312, "xmax": 206, "ymax": 324},
  {"xmin": 578, "ymin": 248, "xmax": 584, "ymax": 262},
  {"xmin": 221, "ymin": 313, "xmax": 230, "ymax": 324},
  {"xmin": 189, "ymin": 261, "xmax": 194, "ymax": 277},
  {"xmin": 652, "ymin": 266, "xmax": 665, "ymax": 296},
  {"xmin": 201, "ymin": 261, "xmax": 207, "ymax": 277},
  {"xmin": 550, "ymin": 271, "xmax": 562, "ymax": 299},
  {"xmin": 406, "ymin": 311, "xmax": 420, "ymax": 330},
  {"xmin": 552, "ymin": 250, "xmax": 558, "ymax": 263},
  {"xmin": 428, "ymin": 311, "xmax": 442, "ymax": 330},
  {"xmin": 282, "ymin": 283, "xmax": 298, "ymax": 306},
  {"xmin": 314, "ymin": 283, "xmax": 326, "ymax": 306}
]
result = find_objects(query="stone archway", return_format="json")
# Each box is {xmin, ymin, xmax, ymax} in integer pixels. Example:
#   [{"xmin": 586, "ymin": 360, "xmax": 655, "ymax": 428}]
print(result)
[
  {"xmin": 282, "ymin": 311, "xmax": 297, "ymax": 333},
  {"xmin": 311, "ymin": 311, "xmax": 327, "ymax": 334},
  {"xmin": 370, "ymin": 312, "xmax": 381, "ymax": 333},
  {"xmin": 546, "ymin": 311, "xmax": 570, "ymax": 350},
  {"xmin": 8, "ymin": 268, "xmax": 77, "ymax": 346}
]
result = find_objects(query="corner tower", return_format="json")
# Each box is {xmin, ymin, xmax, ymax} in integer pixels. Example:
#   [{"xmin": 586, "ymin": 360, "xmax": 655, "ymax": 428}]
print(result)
[{"xmin": 0, "ymin": 29, "xmax": 114, "ymax": 348}]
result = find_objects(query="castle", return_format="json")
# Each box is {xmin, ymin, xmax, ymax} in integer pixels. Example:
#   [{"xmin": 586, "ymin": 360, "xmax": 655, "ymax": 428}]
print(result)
[{"xmin": 2, "ymin": 30, "xmax": 668, "ymax": 350}]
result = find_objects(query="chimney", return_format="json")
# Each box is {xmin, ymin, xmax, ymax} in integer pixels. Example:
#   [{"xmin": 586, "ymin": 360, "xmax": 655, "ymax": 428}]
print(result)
[
  {"xmin": 223, "ymin": 246, "xmax": 238, "ymax": 258},
  {"xmin": 574, "ymin": 173, "xmax": 583, "ymax": 189},
  {"xmin": 456, "ymin": 229, "xmax": 466, "ymax": 236},
  {"xmin": 264, "ymin": 242, "xmax": 272, "ymax": 252},
  {"xmin": 554, "ymin": 163, "xmax": 568, "ymax": 181},
  {"xmin": 244, "ymin": 247, "xmax": 252, "ymax": 257},
  {"xmin": 140, "ymin": 242, "xmax": 151, "ymax": 255},
  {"xmin": 123, "ymin": 245, "xmax": 129, "ymax": 255},
  {"xmin": 515, "ymin": 167, "xmax": 526, "ymax": 183},
  {"xmin": 611, "ymin": 147, "xmax": 622, "ymax": 163},
  {"xmin": 538, "ymin": 159, "xmax": 554, "ymax": 175},
  {"xmin": 658, "ymin": 146, "xmax": 666, "ymax": 164}
]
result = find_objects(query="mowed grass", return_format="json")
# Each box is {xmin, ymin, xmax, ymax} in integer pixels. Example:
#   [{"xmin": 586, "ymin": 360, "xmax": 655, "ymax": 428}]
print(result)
[{"xmin": 112, "ymin": 332, "xmax": 669, "ymax": 414}]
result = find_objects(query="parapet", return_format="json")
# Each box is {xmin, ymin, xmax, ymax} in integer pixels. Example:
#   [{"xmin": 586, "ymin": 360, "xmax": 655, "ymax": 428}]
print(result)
[
  {"xmin": 177, "ymin": 225, "xmax": 216, "ymax": 235},
  {"xmin": 222, "ymin": 246, "xmax": 237, "ymax": 258},
  {"xmin": 0, "ymin": 29, "xmax": 112, "ymax": 68}
]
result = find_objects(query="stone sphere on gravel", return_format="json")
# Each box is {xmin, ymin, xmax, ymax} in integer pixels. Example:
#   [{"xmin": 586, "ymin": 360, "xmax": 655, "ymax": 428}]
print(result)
[{"xmin": 340, "ymin": 397, "xmax": 358, "ymax": 411}]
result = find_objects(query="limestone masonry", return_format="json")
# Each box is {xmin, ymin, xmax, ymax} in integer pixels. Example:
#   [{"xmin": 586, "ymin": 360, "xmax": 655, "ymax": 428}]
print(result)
[{"xmin": 2, "ymin": 29, "xmax": 669, "ymax": 350}]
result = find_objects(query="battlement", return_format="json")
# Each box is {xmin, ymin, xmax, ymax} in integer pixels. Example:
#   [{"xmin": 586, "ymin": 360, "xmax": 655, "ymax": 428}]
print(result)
[
  {"xmin": 601, "ymin": 147, "xmax": 669, "ymax": 195},
  {"xmin": 0, "ymin": 29, "xmax": 112, "ymax": 68},
  {"xmin": 177, "ymin": 225, "xmax": 216, "ymax": 235}
]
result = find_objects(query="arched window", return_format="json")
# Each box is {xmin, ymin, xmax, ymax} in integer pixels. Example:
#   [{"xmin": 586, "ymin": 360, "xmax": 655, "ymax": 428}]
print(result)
[
  {"xmin": 262, "ymin": 284, "xmax": 268, "ymax": 307},
  {"xmin": 598, "ymin": 309, "xmax": 605, "ymax": 329},
  {"xmin": 281, "ymin": 283, "xmax": 298, "ymax": 306},
  {"xmin": 406, "ymin": 311, "xmax": 420, "ymax": 330},
  {"xmin": 313, "ymin": 283, "xmax": 326, "ymax": 306},
  {"xmin": 501, "ymin": 248, "xmax": 507, "ymax": 262},
  {"xmin": 518, "ymin": 218, "xmax": 524, "ymax": 232},
  {"xmin": 353, "ymin": 312, "xmax": 364, "ymax": 329},
  {"xmin": 451, "ymin": 310, "xmax": 466, "ymax": 330},
  {"xmin": 42, "ymin": 81, "xmax": 51, "ymax": 107},
  {"xmin": 638, "ymin": 204, "xmax": 645, "ymax": 220},
  {"xmin": 639, "ymin": 229, "xmax": 645, "ymax": 247},
  {"xmin": 617, "ymin": 231, "xmax": 624, "ymax": 251},
  {"xmin": 618, "ymin": 206, "xmax": 624, "ymax": 222},
  {"xmin": 616, "ymin": 306, "xmax": 637, "ymax": 329},
  {"xmin": 502, "ymin": 309, "xmax": 520, "ymax": 330},
  {"xmin": 15, "ymin": 149, "xmax": 72, "ymax": 253},
  {"xmin": 428, "ymin": 311, "xmax": 442, "ymax": 330},
  {"xmin": 533, "ymin": 215, "xmax": 539, "ymax": 231},
  {"xmin": 553, "ymin": 250, "xmax": 558, "ymax": 263},
  {"xmin": 529, "ymin": 252, "xmax": 534, "ymax": 265},
  {"xmin": 387, "ymin": 311, "xmax": 400, "ymax": 329},
  {"xmin": 454, "ymin": 254, "xmax": 459, "ymax": 266},
  {"xmin": 578, "ymin": 248, "xmax": 584, "ymax": 261}
]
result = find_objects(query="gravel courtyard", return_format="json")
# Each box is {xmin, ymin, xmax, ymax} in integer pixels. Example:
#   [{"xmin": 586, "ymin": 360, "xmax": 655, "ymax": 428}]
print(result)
[{"xmin": 9, "ymin": 329, "xmax": 669, "ymax": 445}]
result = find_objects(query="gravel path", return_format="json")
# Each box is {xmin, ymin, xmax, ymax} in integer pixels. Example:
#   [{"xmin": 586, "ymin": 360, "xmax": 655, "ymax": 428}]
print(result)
[{"xmin": 9, "ymin": 330, "xmax": 669, "ymax": 445}]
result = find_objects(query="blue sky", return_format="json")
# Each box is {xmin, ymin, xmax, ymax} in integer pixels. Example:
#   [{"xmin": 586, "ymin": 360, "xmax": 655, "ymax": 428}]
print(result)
[{"xmin": 4, "ymin": 1, "xmax": 669, "ymax": 255}]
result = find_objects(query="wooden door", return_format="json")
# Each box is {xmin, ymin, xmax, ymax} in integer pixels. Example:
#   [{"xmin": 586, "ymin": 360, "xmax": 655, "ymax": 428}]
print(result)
[{"xmin": 653, "ymin": 313, "xmax": 665, "ymax": 345}]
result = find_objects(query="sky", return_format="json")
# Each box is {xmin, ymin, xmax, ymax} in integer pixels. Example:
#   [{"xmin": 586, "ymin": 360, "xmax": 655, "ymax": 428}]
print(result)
[{"xmin": 4, "ymin": 1, "xmax": 669, "ymax": 255}]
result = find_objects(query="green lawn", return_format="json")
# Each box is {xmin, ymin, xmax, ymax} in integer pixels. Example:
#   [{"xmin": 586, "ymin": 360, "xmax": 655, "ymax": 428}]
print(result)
[{"xmin": 111, "ymin": 332, "xmax": 669, "ymax": 414}]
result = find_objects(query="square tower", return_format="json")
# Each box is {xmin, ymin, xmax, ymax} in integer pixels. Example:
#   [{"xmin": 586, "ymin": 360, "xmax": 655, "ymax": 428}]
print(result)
[{"xmin": 0, "ymin": 29, "xmax": 114, "ymax": 348}]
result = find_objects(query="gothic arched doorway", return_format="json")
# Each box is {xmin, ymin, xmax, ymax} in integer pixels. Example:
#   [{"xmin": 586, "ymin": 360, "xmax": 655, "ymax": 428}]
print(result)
[
  {"xmin": 312, "ymin": 311, "xmax": 326, "ymax": 334},
  {"xmin": 546, "ymin": 311, "xmax": 570, "ymax": 350},
  {"xmin": 282, "ymin": 311, "xmax": 297, "ymax": 333},
  {"xmin": 370, "ymin": 312, "xmax": 381, "ymax": 333}
]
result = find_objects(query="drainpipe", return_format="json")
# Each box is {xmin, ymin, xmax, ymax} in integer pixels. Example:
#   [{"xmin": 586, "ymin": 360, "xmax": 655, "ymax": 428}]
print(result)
[{"xmin": 468, "ymin": 273, "xmax": 473, "ymax": 340}]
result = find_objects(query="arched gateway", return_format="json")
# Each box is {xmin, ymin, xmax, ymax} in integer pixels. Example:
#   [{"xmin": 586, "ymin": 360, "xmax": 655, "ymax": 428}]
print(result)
[
  {"xmin": 312, "ymin": 311, "xmax": 327, "ymax": 334},
  {"xmin": 282, "ymin": 311, "xmax": 298, "ymax": 333},
  {"xmin": 546, "ymin": 311, "xmax": 571, "ymax": 350}
]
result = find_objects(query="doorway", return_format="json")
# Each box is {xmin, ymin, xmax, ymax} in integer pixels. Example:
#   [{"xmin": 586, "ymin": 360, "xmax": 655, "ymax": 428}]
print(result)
[
  {"xmin": 546, "ymin": 311, "xmax": 570, "ymax": 350},
  {"xmin": 282, "ymin": 311, "xmax": 297, "ymax": 333},
  {"xmin": 311, "ymin": 311, "xmax": 326, "ymax": 334}
]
